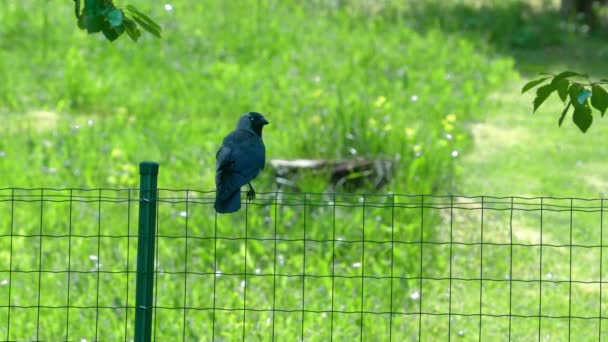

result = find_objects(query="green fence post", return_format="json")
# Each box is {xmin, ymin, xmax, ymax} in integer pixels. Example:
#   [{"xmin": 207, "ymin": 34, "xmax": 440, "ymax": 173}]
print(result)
[{"xmin": 134, "ymin": 161, "xmax": 159, "ymax": 342}]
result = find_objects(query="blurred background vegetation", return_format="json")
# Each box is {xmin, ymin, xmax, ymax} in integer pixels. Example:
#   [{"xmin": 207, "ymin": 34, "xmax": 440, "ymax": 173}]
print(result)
[
  {"xmin": 2, "ymin": 0, "xmax": 608, "ymax": 340},
  {"xmin": 1, "ymin": 0, "xmax": 608, "ymax": 196}
]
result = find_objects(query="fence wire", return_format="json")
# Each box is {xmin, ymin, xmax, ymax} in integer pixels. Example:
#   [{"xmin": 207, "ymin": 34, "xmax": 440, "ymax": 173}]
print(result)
[{"xmin": 1, "ymin": 188, "xmax": 607, "ymax": 340}]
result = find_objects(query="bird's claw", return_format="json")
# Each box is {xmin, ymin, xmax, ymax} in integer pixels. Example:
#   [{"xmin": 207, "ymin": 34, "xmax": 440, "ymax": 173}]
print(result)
[{"xmin": 246, "ymin": 189, "xmax": 256, "ymax": 201}]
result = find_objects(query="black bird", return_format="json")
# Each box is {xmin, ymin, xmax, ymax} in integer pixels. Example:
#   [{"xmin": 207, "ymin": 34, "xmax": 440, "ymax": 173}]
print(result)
[{"xmin": 214, "ymin": 112, "xmax": 269, "ymax": 213}]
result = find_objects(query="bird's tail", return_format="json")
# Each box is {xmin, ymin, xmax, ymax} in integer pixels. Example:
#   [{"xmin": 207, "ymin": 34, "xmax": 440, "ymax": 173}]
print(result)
[{"xmin": 214, "ymin": 190, "xmax": 241, "ymax": 213}]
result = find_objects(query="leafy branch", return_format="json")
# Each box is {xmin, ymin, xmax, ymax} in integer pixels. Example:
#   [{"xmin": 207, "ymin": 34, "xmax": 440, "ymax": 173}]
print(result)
[
  {"xmin": 522, "ymin": 71, "xmax": 608, "ymax": 133},
  {"xmin": 74, "ymin": 0, "xmax": 162, "ymax": 42}
]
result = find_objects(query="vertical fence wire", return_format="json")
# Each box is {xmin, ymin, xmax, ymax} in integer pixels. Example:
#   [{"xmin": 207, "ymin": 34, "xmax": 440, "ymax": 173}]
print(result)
[
  {"xmin": 182, "ymin": 190, "xmax": 189, "ymax": 341},
  {"xmin": 36, "ymin": 190, "xmax": 45, "ymax": 339},
  {"xmin": 152, "ymin": 187, "xmax": 160, "ymax": 342},
  {"xmin": 35, "ymin": 189, "xmax": 44, "ymax": 341},
  {"xmin": 65, "ymin": 189, "xmax": 73, "ymax": 340},
  {"xmin": 568, "ymin": 198, "xmax": 574, "ymax": 340},
  {"xmin": 94, "ymin": 189, "xmax": 102, "ymax": 341},
  {"xmin": 301, "ymin": 193, "xmax": 307, "ymax": 341},
  {"xmin": 448, "ymin": 195, "xmax": 454, "ymax": 341},
  {"xmin": 538, "ymin": 197, "xmax": 544, "ymax": 341},
  {"xmin": 418, "ymin": 194, "xmax": 424, "ymax": 341},
  {"xmin": 242, "ymin": 198, "xmax": 249, "ymax": 340},
  {"xmin": 271, "ymin": 191, "xmax": 279, "ymax": 341},
  {"xmin": 211, "ymin": 210, "xmax": 218, "ymax": 341},
  {"xmin": 389, "ymin": 194, "xmax": 395, "ymax": 342},
  {"xmin": 124, "ymin": 188, "xmax": 132, "ymax": 340},
  {"xmin": 5, "ymin": 189, "xmax": 14, "ymax": 341},
  {"xmin": 479, "ymin": 196, "xmax": 485, "ymax": 341},
  {"xmin": 508, "ymin": 196, "xmax": 514, "ymax": 341},
  {"xmin": 330, "ymin": 192, "xmax": 337, "ymax": 341},
  {"xmin": 359, "ymin": 194, "xmax": 366, "ymax": 341},
  {"xmin": 600, "ymin": 198, "xmax": 605, "ymax": 341}
]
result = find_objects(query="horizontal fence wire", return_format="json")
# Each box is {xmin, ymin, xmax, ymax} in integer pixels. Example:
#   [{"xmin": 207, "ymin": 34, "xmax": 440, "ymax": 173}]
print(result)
[{"xmin": 1, "ymin": 189, "xmax": 608, "ymax": 340}]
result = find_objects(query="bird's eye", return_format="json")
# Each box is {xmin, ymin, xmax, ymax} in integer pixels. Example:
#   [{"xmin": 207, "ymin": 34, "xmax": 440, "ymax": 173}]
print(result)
[{"xmin": 250, "ymin": 117, "xmax": 254, "ymax": 121}]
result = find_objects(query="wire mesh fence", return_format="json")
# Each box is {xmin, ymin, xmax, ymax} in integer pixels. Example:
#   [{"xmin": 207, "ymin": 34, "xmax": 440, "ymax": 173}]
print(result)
[
  {"xmin": 1, "ymin": 177, "xmax": 608, "ymax": 340},
  {"xmin": 0, "ymin": 187, "xmax": 138, "ymax": 341}
]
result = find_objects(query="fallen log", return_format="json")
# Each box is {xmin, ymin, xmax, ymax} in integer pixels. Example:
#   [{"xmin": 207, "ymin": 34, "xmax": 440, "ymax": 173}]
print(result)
[{"xmin": 269, "ymin": 158, "xmax": 394, "ymax": 191}]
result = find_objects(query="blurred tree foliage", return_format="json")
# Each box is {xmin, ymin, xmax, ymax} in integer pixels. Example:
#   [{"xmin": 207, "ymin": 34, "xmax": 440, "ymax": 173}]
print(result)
[
  {"xmin": 523, "ymin": 72, "xmax": 608, "ymax": 133},
  {"xmin": 523, "ymin": 1, "xmax": 608, "ymax": 133},
  {"xmin": 561, "ymin": 0, "xmax": 608, "ymax": 32},
  {"xmin": 69, "ymin": 1, "xmax": 608, "ymax": 133},
  {"xmin": 74, "ymin": 0, "xmax": 161, "ymax": 41}
]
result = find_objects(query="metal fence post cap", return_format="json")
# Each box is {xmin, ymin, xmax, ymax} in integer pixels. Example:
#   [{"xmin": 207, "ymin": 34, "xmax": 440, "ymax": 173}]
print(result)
[{"xmin": 139, "ymin": 161, "xmax": 159, "ymax": 176}]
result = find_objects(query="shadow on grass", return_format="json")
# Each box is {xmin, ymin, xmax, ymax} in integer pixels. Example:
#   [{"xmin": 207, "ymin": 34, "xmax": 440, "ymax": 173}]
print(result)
[{"xmin": 382, "ymin": 0, "xmax": 608, "ymax": 77}]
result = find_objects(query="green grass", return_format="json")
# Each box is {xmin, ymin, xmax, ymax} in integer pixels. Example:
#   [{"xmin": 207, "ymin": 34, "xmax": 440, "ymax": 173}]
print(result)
[
  {"xmin": 2, "ymin": 0, "xmax": 608, "ymax": 340},
  {"xmin": 453, "ymin": 3, "xmax": 608, "ymax": 342},
  {"xmin": 0, "ymin": 0, "xmax": 514, "ymax": 192}
]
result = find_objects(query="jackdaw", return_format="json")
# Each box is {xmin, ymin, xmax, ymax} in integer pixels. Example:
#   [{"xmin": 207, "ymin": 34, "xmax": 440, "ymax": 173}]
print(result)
[{"xmin": 214, "ymin": 112, "xmax": 269, "ymax": 213}]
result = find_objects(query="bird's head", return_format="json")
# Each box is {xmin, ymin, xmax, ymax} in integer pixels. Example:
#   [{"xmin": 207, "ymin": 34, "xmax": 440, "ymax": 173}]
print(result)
[{"xmin": 237, "ymin": 112, "xmax": 269, "ymax": 137}]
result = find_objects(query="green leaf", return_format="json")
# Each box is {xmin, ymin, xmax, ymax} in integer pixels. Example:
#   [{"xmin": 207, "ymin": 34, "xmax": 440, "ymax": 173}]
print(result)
[
  {"xmin": 572, "ymin": 103, "xmax": 593, "ymax": 133},
  {"xmin": 568, "ymin": 83, "xmax": 584, "ymax": 108},
  {"xmin": 84, "ymin": 14, "xmax": 104, "ymax": 33},
  {"xmin": 83, "ymin": 0, "xmax": 105, "ymax": 17},
  {"xmin": 591, "ymin": 84, "xmax": 608, "ymax": 116},
  {"xmin": 533, "ymin": 84, "xmax": 556, "ymax": 112},
  {"xmin": 107, "ymin": 8, "xmax": 124, "ymax": 27},
  {"xmin": 102, "ymin": 24, "xmax": 124, "ymax": 41},
  {"xmin": 551, "ymin": 71, "xmax": 580, "ymax": 83},
  {"xmin": 555, "ymin": 79, "xmax": 569, "ymax": 102},
  {"xmin": 123, "ymin": 18, "xmax": 141, "ymax": 42},
  {"xmin": 577, "ymin": 89, "xmax": 592, "ymax": 104},
  {"xmin": 83, "ymin": 0, "xmax": 98, "ymax": 14},
  {"xmin": 522, "ymin": 77, "xmax": 549, "ymax": 94},
  {"xmin": 130, "ymin": 15, "xmax": 162, "ymax": 38},
  {"xmin": 558, "ymin": 101, "xmax": 571, "ymax": 127},
  {"xmin": 125, "ymin": 5, "xmax": 162, "ymax": 32}
]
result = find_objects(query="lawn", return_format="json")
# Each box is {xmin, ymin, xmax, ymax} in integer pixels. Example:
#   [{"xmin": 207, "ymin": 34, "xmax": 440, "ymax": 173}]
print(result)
[{"xmin": 1, "ymin": 0, "xmax": 607, "ymax": 341}]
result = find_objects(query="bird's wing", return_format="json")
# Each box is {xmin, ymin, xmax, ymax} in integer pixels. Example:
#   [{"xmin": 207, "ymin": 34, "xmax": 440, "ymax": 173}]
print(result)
[
  {"xmin": 215, "ymin": 145, "xmax": 245, "ymax": 201},
  {"xmin": 216, "ymin": 145, "xmax": 232, "ymax": 171},
  {"xmin": 261, "ymin": 141, "xmax": 266, "ymax": 170}
]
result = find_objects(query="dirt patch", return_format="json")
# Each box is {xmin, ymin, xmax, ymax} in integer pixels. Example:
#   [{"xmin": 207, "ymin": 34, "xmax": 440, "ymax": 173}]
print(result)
[
  {"xmin": 4, "ymin": 110, "xmax": 59, "ymax": 133},
  {"xmin": 467, "ymin": 122, "xmax": 530, "ymax": 161}
]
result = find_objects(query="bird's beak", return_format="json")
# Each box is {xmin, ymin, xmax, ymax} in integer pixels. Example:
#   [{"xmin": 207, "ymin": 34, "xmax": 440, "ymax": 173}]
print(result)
[{"xmin": 262, "ymin": 118, "xmax": 269, "ymax": 125}]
